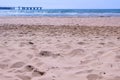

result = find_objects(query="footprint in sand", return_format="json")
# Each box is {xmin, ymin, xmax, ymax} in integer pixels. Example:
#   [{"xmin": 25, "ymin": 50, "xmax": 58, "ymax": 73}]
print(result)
[
  {"xmin": 94, "ymin": 51, "xmax": 105, "ymax": 57},
  {"xmin": 32, "ymin": 69, "xmax": 45, "ymax": 77},
  {"xmin": 25, "ymin": 65, "xmax": 35, "ymax": 72},
  {"xmin": 39, "ymin": 51, "xmax": 53, "ymax": 57},
  {"xmin": 68, "ymin": 49, "xmax": 85, "ymax": 57},
  {"xmin": 28, "ymin": 41, "xmax": 34, "ymax": 45},
  {"xmin": 38, "ymin": 50, "xmax": 60, "ymax": 57},
  {"xmin": 24, "ymin": 64, "xmax": 45, "ymax": 77},
  {"xmin": 99, "ymin": 42, "xmax": 106, "ymax": 45},
  {"xmin": 10, "ymin": 61, "xmax": 25, "ymax": 68},
  {"xmin": 77, "ymin": 41, "xmax": 86, "ymax": 45},
  {"xmin": 86, "ymin": 74, "xmax": 101, "ymax": 80},
  {"xmin": 56, "ymin": 44, "xmax": 71, "ymax": 49}
]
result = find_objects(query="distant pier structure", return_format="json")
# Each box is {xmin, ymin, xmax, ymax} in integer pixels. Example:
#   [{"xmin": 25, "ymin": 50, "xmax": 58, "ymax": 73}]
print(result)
[
  {"xmin": 16, "ymin": 7, "xmax": 42, "ymax": 10},
  {"xmin": 0, "ymin": 7, "xmax": 42, "ymax": 10}
]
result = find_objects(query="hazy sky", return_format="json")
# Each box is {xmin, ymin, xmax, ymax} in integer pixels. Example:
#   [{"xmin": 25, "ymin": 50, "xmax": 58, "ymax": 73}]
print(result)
[{"xmin": 0, "ymin": 0, "xmax": 120, "ymax": 9}]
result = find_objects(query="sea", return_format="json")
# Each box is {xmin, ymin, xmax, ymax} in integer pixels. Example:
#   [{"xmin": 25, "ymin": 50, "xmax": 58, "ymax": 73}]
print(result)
[{"xmin": 0, "ymin": 9, "xmax": 120, "ymax": 17}]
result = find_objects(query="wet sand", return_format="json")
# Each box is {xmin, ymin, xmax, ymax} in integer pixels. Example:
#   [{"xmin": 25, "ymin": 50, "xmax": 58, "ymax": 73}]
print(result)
[{"xmin": 0, "ymin": 17, "xmax": 120, "ymax": 80}]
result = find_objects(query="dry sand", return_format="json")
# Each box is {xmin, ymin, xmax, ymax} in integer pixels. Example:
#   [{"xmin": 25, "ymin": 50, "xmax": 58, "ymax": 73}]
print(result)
[
  {"xmin": 0, "ymin": 17, "xmax": 120, "ymax": 80},
  {"xmin": 0, "ymin": 17, "xmax": 120, "ymax": 26}
]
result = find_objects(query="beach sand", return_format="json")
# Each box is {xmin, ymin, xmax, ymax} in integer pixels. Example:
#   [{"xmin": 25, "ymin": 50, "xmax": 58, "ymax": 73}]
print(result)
[{"xmin": 0, "ymin": 17, "xmax": 120, "ymax": 80}]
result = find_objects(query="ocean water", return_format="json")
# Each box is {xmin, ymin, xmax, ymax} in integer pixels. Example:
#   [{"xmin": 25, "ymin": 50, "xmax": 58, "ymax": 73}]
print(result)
[{"xmin": 0, "ymin": 9, "xmax": 120, "ymax": 17}]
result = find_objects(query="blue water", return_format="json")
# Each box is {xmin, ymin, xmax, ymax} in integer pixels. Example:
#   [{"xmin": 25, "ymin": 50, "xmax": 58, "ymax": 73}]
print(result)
[{"xmin": 0, "ymin": 9, "xmax": 120, "ymax": 17}]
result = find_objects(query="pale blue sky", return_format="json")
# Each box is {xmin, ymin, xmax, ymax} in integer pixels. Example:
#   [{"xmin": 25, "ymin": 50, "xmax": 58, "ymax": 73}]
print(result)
[{"xmin": 0, "ymin": 0, "xmax": 120, "ymax": 9}]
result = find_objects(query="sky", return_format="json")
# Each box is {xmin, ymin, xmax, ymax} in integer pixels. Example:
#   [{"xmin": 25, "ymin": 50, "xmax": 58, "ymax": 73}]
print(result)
[{"xmin": 0, "ymin": 0, "xmax": 120, "ymax": 9}]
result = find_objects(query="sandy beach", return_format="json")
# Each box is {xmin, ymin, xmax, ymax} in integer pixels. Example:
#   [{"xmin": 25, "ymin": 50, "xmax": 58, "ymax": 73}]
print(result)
[{"xmin": 0, "ymin": 17, "xmax": 120, "ymax": 80}]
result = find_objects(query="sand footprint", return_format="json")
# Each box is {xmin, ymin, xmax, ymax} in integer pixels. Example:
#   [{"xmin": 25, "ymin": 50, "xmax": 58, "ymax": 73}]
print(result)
[
  {"xmin": 38, "ymin": 50, "xmax": 60, "ymax": 57},
  {"xmin": 99, "ymin": 42, "xmax": 106, "ymax": 46},
  {"xmin": 32, "ymin": 69, "xmax": 45, "ymax": 77},
  {"xmin": 56, "ymin": 44, "xmax": 71, "ymax": 49},
  {"xmin": 77, "ymin": 41, "xmax": 87, "ymax": 45},
  {"xmin": 39, "ymin": 51, "xmax": 53, "ymax": 57},
  {"xmin": 25, "ymin": 65, "xmax": 35, "ymax": 72},
  {"xmin": 24, "ymin": 65, "xmax": 45, "ymax": 77},
  {"xmin": 10, "ymin": 61, "xmax": 25, "ymax": 68},
  {"xmin": 94, "ymin": 51, "xmax": 105, "ymax": 57},
  {"xmin": 68, "ymin": 49, "xmax": 85, "ymax": 57}
]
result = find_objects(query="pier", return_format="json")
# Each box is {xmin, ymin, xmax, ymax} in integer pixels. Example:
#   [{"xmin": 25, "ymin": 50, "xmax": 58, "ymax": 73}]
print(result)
[
  {"xmin": 17, "ymin": 7, "xmax": 42, "ymax": 10},
  {"xmin": 0, "ymin": 7, "xmax": 42, "ymax": 10}
]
